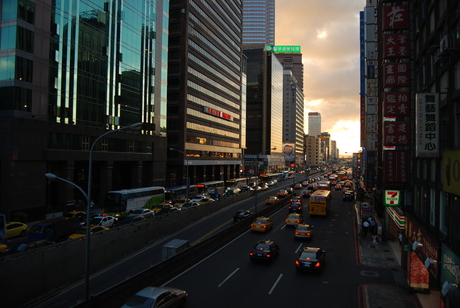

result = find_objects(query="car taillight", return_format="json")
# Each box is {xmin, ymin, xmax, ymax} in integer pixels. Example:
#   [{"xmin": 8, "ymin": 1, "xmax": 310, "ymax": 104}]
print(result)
[
  {"xmin": 296, "ymin": 220, "xmax": 300, "ymax": 223},
  {"xmin": 315, "ymin": 262, "xmax": 321, "ymax": 268},
  {"xmin": 263, "ymin": 225, "xmax": 267, "ymax": 228},
  {"xmin": 249, "ymin": 252, "xmax": 254, "ymax": 256},
  {"xmin": 285, "ymin": 219, "xmax": 289, "ymax": 222},
  {"xmin": 250, "ymin": 224, "xmax": 254, "ymax": 227},
  {"xmin": 306, "ymin": 232, "xmax": 311, "ymax": 236},
  {"xmin": 295, "ymin": 260, "xmax": 300, "ymax": 265}
]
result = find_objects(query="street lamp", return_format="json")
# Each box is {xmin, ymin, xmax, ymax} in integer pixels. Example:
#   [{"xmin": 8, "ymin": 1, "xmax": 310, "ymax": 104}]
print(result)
[
  {"xmin": 84, "ymin": 121, "xmax": 142, "ymax": 301},
  {"xmin": 45, "ymin": 173, "xmax": 89, "ymax": 205},
  {"xmin": 254, "ymin": 147, "xmax": 276, "ymax": 213},
  {"xmin": 170, "ymin": 148, "xmax": 190, "ymax": 199}
]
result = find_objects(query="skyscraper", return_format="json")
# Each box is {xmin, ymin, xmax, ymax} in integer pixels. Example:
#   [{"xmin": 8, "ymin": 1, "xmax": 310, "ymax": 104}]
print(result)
[
  {"xmin": 167, "ymin": 1, "xmax": 245, "ymax": 187},
  {"xmin": 0, "ymin": 0, "xmax": 169, "ymax": 219},
  {"xmin": 242, "ymin": 0, "xmax": 275, "ymax": 45},
  {"xmin": 308, "ymin": 112, "xmax": 321, "ymax": 137}
]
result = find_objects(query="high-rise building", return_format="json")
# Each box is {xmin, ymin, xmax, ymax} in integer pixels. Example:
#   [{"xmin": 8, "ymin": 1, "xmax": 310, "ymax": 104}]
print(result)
[
  {"xmin": 0, "ymin": 0, "xmax": 169, "ymax": 220},
  {"xmin": 243, "ymin": 45, "xmax": 283, "ymax": 173},
  {"xmin": 283, "ymin": 70, "xmax": 304, "ymax": 169},
  {"xmin": 167, "ymin": 1, "xmax": 245, "ymax": 187},
  {"xmin": 275, "ymin": 50, "xmax": 304, "ymax": 92},
  {"xmin": 308, "ymin": 112, "xmax": 321, "ymax": 137},
  {"xmin": 242, "ymin": 0, "xmax": 275, "ymax": 45}
]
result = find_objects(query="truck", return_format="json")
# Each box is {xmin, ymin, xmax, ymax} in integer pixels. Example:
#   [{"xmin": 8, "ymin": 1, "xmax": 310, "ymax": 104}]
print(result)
[
  {"xmin": 162, "ymin": 239, "xmax": 190, "ymax": 260},
  {"xmin": 28, "ymin": 216, "xmax": 81, "ymax": 242}
]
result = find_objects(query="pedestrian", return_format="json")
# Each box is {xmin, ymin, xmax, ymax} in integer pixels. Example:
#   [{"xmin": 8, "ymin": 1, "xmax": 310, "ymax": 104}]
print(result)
[
  {"xmin": 369, "ymin": 218, "xmax": 376, "ymax": 235},
  {"xmin": 399, "ymin": 232, "xmax": 403, "ymax": 247},
  {"xmin": 90, "ymin": 200, "xmax": 94, "ymax": 213},
  {"xmin": 362, "ymin": 220, "xmax": 369, "ymax": 237},
  {"xmin": 372, "ymin": 234, "xmax": 379, "ymax": 249}
]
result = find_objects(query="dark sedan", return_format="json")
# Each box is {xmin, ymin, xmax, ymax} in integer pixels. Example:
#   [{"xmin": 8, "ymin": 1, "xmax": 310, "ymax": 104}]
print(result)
[
  {"xmin": 249, "ymin": 240, "xmax": 280, "ymax": 262},
  {"xmin": 233, "ymin": 210, "xmax": 253, "ymax": 223},
  {"xmin": 295, "ymin": 247, "xmax": 326, "ymax": 273},
  {"xmin": 288, "ymin": 202, "xmax": 303, "ymax": 214}
]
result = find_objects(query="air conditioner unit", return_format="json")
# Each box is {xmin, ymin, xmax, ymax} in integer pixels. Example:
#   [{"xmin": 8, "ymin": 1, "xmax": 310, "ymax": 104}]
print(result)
[{"xmin": 440, "ymin": 34, "xmax": 454, "ymax": 54}]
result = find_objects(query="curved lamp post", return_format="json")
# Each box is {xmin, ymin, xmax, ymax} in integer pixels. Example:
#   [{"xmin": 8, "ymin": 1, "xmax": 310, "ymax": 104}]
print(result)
[
  {"xmin": 46, "ymin": 121, "xmax": 142, "ymax": 303},
  {"xmin": 170, "ymin": 148, "xmax": 190, "ymax": 198},
  {"xmin": 254, "ymin": 147, "xmax": 276, "ymax": 213}
]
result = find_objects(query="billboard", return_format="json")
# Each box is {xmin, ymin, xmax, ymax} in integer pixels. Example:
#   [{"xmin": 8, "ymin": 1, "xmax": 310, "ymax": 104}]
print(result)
[
  {"xmin": 282, "ymin": 143, "xmax": 295, "ymax": 162},
  {"xmin": 443, "ymin": 150, "xmax": 460, "ymax": 195},
  {"xmin": 416, "ymin": 93, "xmax": 439, "ymax": 157}
]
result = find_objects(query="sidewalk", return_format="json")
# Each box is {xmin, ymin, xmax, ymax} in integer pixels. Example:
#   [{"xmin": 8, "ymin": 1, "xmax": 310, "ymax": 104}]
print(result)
[{"xmin": 359, "ymin": 233, "xmax": 440, "ymax": 308}]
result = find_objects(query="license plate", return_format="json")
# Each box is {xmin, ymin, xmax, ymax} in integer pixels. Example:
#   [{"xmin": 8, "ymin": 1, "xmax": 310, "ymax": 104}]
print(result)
[
  {"xmin": 303, "ymin": 261, "xmax": 311, "ymax": 266},
  {"xmin": 257, "ymin": 253, "xmax": 262, "ymax": 256}
]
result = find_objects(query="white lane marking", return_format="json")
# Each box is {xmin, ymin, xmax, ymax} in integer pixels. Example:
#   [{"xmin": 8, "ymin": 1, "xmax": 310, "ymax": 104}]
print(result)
[
  {"xmin": 295, "ymin": 243, "xmax": 303, "ymax": 253},
  {"xmin": 268, "ymin": 274, "xmax": 283, "ymax": 295},
  {"xmin": 218, "ymin": 268, "xmax": 239, "ymax": 287}
]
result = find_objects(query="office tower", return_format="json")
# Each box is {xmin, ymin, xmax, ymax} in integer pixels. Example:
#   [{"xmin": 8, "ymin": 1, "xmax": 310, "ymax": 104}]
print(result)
[
  {"xmin": 167, "ymin": 1, "xmax": 245, "ymax": 186},
  {"xmin": 243, "ymin": 45, "xmax": 283, "ymax": 173},
  {"xmin": 0, "ymin": 0, "xmax": 169, "ymax": 220},
  {"xmin": 283, "ymin": 70, "xmax": 305, "ymax": 169},
  {"xmin": 308, "ymin": 112, "xmax": 321, "ymax": 137},
  {"xmin": 242, "ymin": 0, "xmax": 275, "ymax": 45},
  {"xmin": 275, "ymin": 48, "xmax": 304, "ymax": 91}
]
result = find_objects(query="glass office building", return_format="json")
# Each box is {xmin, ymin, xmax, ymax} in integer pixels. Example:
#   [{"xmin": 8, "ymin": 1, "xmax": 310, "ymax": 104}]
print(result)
[
  {"xmin": 242, "ymin": 0, "xmax": 275, "ymax": 45},
  {"xmin": 0, "ymin": 0, "xmax": 169, "ymax": 220}
]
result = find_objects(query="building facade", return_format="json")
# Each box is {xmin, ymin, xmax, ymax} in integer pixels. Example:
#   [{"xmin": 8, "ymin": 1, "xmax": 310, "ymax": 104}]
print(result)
[
  {"xmin": 308, "ymin": 111, "xmax": 321, "ymax": 137},
  {"xmin": 167, "ymin": 0, "xmax": 245, "ymax": 189},
  {"xmin": 242, "ymin": 0, "xmax": 275, "ymax": 46},
  {"xmin": 0, "ymin": 0, "xmax": 169, "ymax": 220},
  {"xmin": 275, "ymin": 50, "xmax": 304, "ymax": 92},
  {"xmin": 361, "ymin": 1, "xmax": 460, "ymax": 306}
]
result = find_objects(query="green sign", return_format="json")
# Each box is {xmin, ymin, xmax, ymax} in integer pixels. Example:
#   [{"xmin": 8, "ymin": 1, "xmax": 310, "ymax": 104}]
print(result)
[
  {"xmin": 267, "ymin": 45, "xmax": 302, "ymax": 53},
  {"xmin": 384, "ymin": 190, "xmax": 401, "ymax": 207}
]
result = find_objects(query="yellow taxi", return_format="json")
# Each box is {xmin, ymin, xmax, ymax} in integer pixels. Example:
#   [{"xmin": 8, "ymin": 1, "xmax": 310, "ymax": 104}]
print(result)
[
  {"xmin": 152, "ymin": 201, "xmax": 173, "ymax": 212},
  {"xmin": 65, "ymin": 210, "xmax": 86, "ymax": 220},
  {"xmin": 250, "ymin": 217, "xmax": 273, "ymax": 233},
  {"xmin": 285, "ymin": 213, "xmax": 303, "ymax": 227},
  {"xmin": 172, "ymin": 199, "xmax": 189, "ymax": 207},
  {"xmin": 294, "ymin": 223, "xmax": 313, "ymax": 240},
  {"xmin": 68, "ymin": 225, "xmax": 109, "ymax": 239},
  {"xmin": 265, "ymin": 196, "xmax": 279, "ymax": 205},
  {"xmin": 6, "ymin": 222, "xmax": 28, "ymax": 238}
]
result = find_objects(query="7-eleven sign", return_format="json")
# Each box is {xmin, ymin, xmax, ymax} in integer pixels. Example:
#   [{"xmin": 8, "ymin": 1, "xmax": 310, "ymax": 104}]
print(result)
[{"xmin": 384, "ymin": 190, "xmax": 401, "ymax": 207}]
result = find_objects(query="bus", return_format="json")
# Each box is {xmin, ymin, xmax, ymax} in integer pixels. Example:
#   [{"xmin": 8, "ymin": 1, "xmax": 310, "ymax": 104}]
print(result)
[
  {"xmin": 316, "ymin": 180, "xmax": 331, "ymax": 190},
  {"xmin": 165, "ymin": 185, "xmax": 198, "ymax": 202},
  {"xmin": 196, "ymin": 180, "xmax": 225, "ymax": 197},
  {"xmin": 225, "ymin": 178, "xmax": 249, "ymax": 189},
  {"xmin": 104, "ymin": 186, "xmax": 165, "ymax": 215},
  {"xmin": 308, "ymin": 190, "xmax": 332, "ymax": 216}
]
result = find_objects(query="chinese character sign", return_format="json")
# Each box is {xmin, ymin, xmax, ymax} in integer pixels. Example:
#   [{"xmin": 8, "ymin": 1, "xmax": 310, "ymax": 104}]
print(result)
[
  {"xmin": 384, "ymin": 151, "xmax": 410, "ymax": 183},
  {"xmin": 384, "ymin": 33, "xmax": 409, "ymax": 58},
  {"xmin": 384, "ymin": 121, "xmax": 410, "ymax": 146},
  {"xmin": 383, "ymin": 5, "xmax": 409, "ymax": 30},
  {"xmin": 384, "ymin": 62, "xmax": 409, "ymax": 87},
  {"xmin": 415, "ymin": 93, "xmax": 439, "ymax": 157},
  {"xmin": 384, "ymin": 92, "xmax": 410, "ymax": 116}
]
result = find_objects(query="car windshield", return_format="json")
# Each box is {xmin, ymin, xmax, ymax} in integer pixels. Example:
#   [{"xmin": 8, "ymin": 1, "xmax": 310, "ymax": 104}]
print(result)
[
  {"xmin": 288, "ymin": 215, "xmax": 298, "ymax": 219},
  {"xmin": 297, "ymin": 226, "xmax": 310, "ymax": 231},
  {"xmin": 132, "ymin": 210, "xmax": 143, "ymax": 214},
  {"xmin": 74, "ymin": 228, "xmax": 87, "ymax": 235},
  {"xmin": 254, "ymin": 219, "xmax": 266, "ymax": 224},
  {"xmin": 91, "ymin": 218, "xmax": 102, "ymax": 224},
  {"xmin": 124, "ymin": 295, "xmax": 155, "ymax": 307},
  {"xmin": 237, "ymin": 212, "xmax": 246, "ymax": 217}
]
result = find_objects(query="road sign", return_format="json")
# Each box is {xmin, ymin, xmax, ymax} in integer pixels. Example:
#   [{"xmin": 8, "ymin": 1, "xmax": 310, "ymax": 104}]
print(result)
[{"xmin": 384, "ymin": 190, "xmax": 401, "ymax": 207}]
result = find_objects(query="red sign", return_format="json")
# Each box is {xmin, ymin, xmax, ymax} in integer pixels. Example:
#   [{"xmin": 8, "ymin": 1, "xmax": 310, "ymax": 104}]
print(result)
[
  {"xmin": 384, "ymin": 62, "xmax": 410, "ymax": 87},
  {"xmin": 384, "ymin": 92, "xmax": 410, "ymax": 116},
  {"xmin": 384, "ymin": 121, "xmax": 410, "ymax": 146},
  {"xmin": 384, "ymin": 33, "xmax": 409, "ymax": 58},
  {"xmin": 383, "ymin": 5, "xmax": 409, "ymax": 30},
  {"xmin": 384, "ymin": 150, "xmax": 410, "ymax": 183}
]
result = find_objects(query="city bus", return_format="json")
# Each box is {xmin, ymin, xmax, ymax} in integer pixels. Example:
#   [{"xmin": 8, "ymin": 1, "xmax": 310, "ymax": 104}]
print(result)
[
  {"xmin": 225, "ymin": 178, "xmax": 249, "ymax": 189},
  {"xmin": 104, "ymin": 186, "xmax": 165, "ymax": 216},
  {"xmin": 196, "ymin": 180, "xmax": 225, "ymax": 197},
  {"xmin": 165, "ymin": 185, "xmax": 198, "ymax": 202},
  {"xmin": 308, "ymin": 190, "xmax": 332, "ymax": 216}
]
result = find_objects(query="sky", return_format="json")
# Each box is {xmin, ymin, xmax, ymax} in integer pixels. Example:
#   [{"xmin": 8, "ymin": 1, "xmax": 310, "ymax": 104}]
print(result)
[{"xmin": 276, "ymin": 0, "xmax": 363, "ymax": 155}]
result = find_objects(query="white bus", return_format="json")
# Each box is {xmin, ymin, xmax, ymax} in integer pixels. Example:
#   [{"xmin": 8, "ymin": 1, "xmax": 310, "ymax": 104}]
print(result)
[{"xmin": 104, "ymin": 186, "xmax": 165, "ymax": 215}]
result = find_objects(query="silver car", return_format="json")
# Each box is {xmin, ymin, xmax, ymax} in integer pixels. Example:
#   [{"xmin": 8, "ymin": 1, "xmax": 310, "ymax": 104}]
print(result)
[{"xmin": 121, "ymin": 286, "xmax": 188, "ymax": 308}]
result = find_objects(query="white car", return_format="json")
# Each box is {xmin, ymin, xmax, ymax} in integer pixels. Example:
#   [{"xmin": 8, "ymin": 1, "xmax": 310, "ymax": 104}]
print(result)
[{"xmin": 89, "ymin": 215, "xmax": 117, "ymax": 228}]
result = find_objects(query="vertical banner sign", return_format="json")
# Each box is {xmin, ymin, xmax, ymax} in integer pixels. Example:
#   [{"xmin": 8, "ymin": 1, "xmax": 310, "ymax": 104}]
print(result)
[
  {"xmin": 384, "ymin": 33, "xmax": 409, "ymax": 58},
  {"xmin": 383, "ymin": 5, "xmax": 409, "ymax": 30},
  {"xmin": 384, "ymin": 92, "xmax": 410, "ymax": 116},
  {"xmin": 384, "ymin": 121, "xmax": 410, "ymax": 146},
  {"xmin": 384, "ymin": 189, "xmax": 400, "ymax": 207},
  {"xmin": 384, "ymin": 62, "xmax": 410, "ymax": 87},
  {"xmin": 442, "ymin": 150, "xmax": 460, "ymax": 195},
  {"xmin": 415, "ymin": 93, "xmax": 439, "ymax": 157},
  {"xmin": 384, "ymin": 150, "xmax": 410, "ymax": 183}
]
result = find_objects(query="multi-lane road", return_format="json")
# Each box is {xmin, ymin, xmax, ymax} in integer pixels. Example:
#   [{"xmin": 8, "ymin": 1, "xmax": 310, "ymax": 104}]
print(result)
[{"xmin": 36, "ymin": 175, "xmax": 397, "ymax": 308}]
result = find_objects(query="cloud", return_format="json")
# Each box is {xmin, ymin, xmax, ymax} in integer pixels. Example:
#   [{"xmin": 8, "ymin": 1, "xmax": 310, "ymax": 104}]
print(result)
[{"xmin": 276, "ymin": 0, "xmax": 363, "ymax": 153}]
